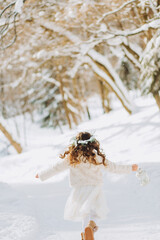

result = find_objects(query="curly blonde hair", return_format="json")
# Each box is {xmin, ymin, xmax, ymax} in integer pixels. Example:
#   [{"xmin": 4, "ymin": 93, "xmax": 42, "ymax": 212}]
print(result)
[{"xmin": 60, "ymin": 132, "xmax": 107, "ymax": 166}]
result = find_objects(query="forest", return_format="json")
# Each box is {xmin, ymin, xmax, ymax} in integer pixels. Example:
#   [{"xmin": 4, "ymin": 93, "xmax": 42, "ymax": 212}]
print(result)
[
  {"xmin": 0, "ymin": 0, "xmax": 160, "ymax": 153},
  {"xmin": 0, "ymin": 1, "xmax": 160, "ymax": 240}
]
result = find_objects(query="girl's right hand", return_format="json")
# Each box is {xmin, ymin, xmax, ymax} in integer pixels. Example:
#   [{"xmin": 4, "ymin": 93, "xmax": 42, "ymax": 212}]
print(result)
[
  {"xmin": 35, "ymin": 174, "xmax": 39, "ymax": 178},
  {"xmin": 132, "ymin": 164, "xmax": 138, "ymax": 171}
]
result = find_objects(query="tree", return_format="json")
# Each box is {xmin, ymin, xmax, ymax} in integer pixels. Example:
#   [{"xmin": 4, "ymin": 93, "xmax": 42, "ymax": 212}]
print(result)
[
  {"xmin": 140, "ymin": 31, "xmax": 160, "ymax": 108},
  {"xmin": 0, "ymin": 122, "xmax": 22, "ymax": 153},
  {"xmin": 0, "ymin": 0, "xmax": 160, "ymax": 129}
]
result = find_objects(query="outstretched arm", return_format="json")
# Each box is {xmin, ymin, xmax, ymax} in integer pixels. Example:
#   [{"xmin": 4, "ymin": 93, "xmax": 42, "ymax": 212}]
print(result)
[
  {"xmin": 95, "ymin": 153, "xmax": 138, "ymax": 174},
  {"xmin": 105, "ymin": 159, "xmax": 138, "ymax": 174},
  {"xmin": 35, "ymin": 159, "xmax": 69, "ymax": 181}
]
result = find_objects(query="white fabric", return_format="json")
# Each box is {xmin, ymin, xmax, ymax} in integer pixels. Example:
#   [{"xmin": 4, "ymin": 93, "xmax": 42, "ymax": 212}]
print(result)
[
  {"xmin": 38, "ymin": 152, "xmax": 132, "ymax": 221},
  {"xmin": 64, "ymin": 184, "xmax": 108, "ymax": 221},
  {"xmin": 82, "ymin": 210, "xmax": 98, "ymax": 231}
]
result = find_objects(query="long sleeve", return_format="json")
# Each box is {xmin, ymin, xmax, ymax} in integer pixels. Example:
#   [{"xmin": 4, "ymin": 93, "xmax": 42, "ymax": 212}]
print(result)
[
  {"xmin": 105, "ymin": 159, "xmax": 132, "ymax": 174},
  {"xmin": 95, "ymin": 153, "xmax": 132, "ymax": 174},
  {"xmin": 38, "ymin": 159, "xmax": 69, "ymax": 181}
]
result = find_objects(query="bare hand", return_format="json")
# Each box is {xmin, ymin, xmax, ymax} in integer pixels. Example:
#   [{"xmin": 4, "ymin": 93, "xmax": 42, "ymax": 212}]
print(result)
[
  {"xmin": 132, "ymin": 164, "xmax": 138, "ymax": 171},
  {"xmin": 35, "ymin": 174, "xmax": 39, "ymax": 178}
]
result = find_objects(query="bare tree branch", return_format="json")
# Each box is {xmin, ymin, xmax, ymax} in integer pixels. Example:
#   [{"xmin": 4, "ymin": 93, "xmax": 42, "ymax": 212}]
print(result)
[
  {"xmin": 1, "ymin": 12, "xmax": 18, "ymax": 50},
  {"xmin": 0, "ymin": 0, "xmax": 25, "ymax": 49},
  {"xmin": 0, "ymin": 2, "xmax": 16, "ymax": 18}
]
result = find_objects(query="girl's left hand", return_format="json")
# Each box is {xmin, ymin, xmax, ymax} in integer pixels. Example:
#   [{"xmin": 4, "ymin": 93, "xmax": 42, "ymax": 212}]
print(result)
[{"xmin": 132, "ymin": 164, "xmax": 138, "ymax": 171}]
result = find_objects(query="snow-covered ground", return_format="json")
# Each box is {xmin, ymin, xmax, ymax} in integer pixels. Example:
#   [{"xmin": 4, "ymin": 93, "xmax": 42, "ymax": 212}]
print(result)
[{"xmin": 0, "ymin": 95, "xmax": 160, "ymax": 240}]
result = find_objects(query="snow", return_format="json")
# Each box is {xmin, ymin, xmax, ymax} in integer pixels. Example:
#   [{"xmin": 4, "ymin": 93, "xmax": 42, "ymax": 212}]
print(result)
[
  {"xmin": 140, "ymin": 32, "xmax": 160, "ymax": 93},
  {"xmin": 106, "ymin": 19, "xmax": 160, "ymax": 37},
  {"xmin": 39, "ymin": 21, "xmax": 80, "ymax": 44},
  {"xmin": 84, "ymin": 56, "xmax": 133, "ymax": 112},
  {"xmin": 138, "ymin": 0, "xmax": 148, "ymax": 10},
  {"xmin": 67, "ymin": 103, "xmax": 79, "ymax": 115},
  {"xmin": 0, "ymin": 95, "xmax": 160, "ymax": 240},
  {"xmin": 14, "ymin": 0, "xmax": 24, "ymax": 14},
  {"xmin": 88, "ymin": 49, "xmax": 132, "ymax": 105},
  {"xmin": 97, "ymin": 0, "xmax": 137, "ymax": 24},
  {"xmin": 122, "ymin": 45, "xmax": 141, "ymax": 69},
  {"xmin": 100, "ymin": 23, "xmax": 107, "ymax": 32},
  {"xmin": 128, "ymin": 42, "xmax": 142, "ymax": 57}
]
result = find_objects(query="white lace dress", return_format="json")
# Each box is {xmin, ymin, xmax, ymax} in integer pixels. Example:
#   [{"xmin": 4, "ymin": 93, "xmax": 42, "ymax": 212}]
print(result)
[{"xmin": 38, "ymin": 153, "xmax": 132, "ymax": 221}]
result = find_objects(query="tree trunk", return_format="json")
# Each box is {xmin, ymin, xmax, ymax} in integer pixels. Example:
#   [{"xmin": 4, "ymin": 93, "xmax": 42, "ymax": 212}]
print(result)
[
  {"xmin": 157, "ymin": 0, "xmax": 160, "ymax": 12},
  {"xmin": 88, "ymin": 49, "xmax": 132, "ymax": 107},
  {"xmin": 0, "ymin": 123, "xmax": 22, "ymax": 153},
  {"xmin": 86, "ymin": 57, "xmax": 132, "ymax": 114},
  {"xmin": 58, "ymin": 78, "xmax": 72, "ymax": 129},
  {"xmin": 86, "ymin": 106, "xmax": 91, "ymax": 120},
  {"xmin": 153, "ymin": 93, "xmax": 160, "ymax": 109},
  {"xmin": 99, "ymin": 81, "xmax": 111, "ymax": 113}
]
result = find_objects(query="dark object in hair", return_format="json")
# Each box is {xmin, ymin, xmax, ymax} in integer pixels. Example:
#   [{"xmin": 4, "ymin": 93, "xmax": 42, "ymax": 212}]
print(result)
[{"xmin": 60, "ymin": 132, "xmax": 106, "ymax": 166}]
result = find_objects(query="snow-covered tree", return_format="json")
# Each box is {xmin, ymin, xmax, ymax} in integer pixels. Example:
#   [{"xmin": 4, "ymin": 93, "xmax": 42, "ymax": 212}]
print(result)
[
  {"xmin": 0, "ymin": 0, "xmax": 160, "ymax": 129},
  {"xmin": 140, "ymin": 32, "xmax": 160, "ymax": 108}
]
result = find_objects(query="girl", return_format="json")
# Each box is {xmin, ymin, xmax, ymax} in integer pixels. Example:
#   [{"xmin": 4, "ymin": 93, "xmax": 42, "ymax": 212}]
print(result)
[{"xmin": 36, "ymin": 132, "xmax": 138, "ymax": 240}]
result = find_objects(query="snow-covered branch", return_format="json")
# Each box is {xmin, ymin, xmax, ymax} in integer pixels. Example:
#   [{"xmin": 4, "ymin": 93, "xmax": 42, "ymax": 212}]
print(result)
[
  {"xmin": 103, "ymin": 19, "xmax": 160, "ymax": 37},
  {"xmin": 122, "ymin": 45, "xmax": 141, "ymax": 70},
  {"xmin": 1, "ymin": 0, "xmax": 159, "ymax": 128},
  {"xmin": 84, "ymin": 56, "xmax": 133, "ymax": 114},
  {"xmin": 0, "ymin": 0, "xmax": 24, "ymax": 49},
  {"xmin": 88, "ymin": 49, "xmax": 132, "ymax": 105},
  {"xmin": 14, "ymin": 0, "xmax": 24, "ymax": 14},
  {"xmin": 97, "ymin": 0, "xmax": 138, "ymax": 24},
  {"xmin": 41, "ymin": 20, "xmax": 133, "ymax": 112}
]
